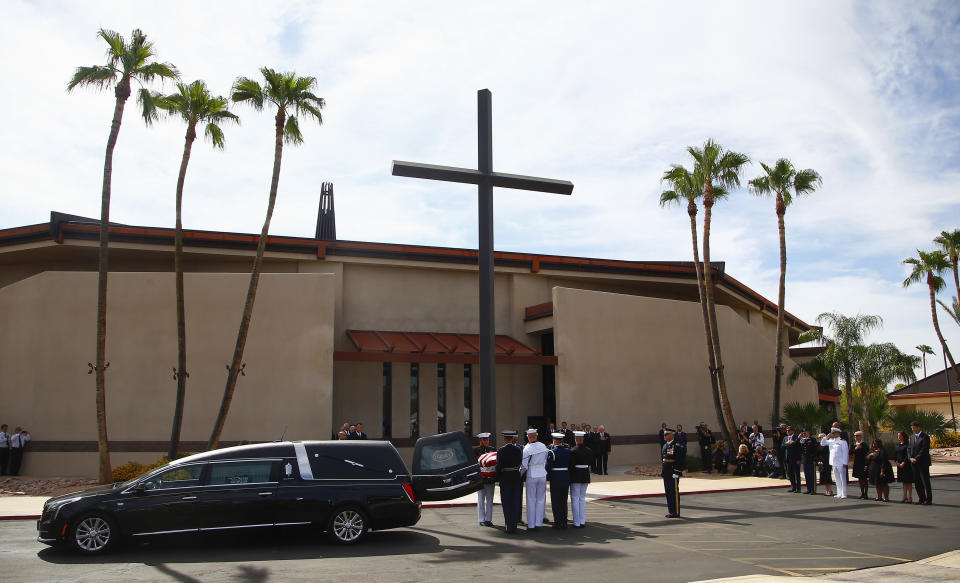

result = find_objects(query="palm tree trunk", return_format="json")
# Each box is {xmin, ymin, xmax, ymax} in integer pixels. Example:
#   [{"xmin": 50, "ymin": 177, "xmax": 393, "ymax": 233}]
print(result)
[
  {"xmin": 702, "ymin": 183, "xmax": 738, "ymax": 442},
  {"xmin": 168, "ymin": 129, "xmax": 195, "ymax": 460},
  {"xmin": 928, "ymin": 276, "xmax": 960, "ymax": 429},
  {"xmin": 859, "ymin": 385, "xmax": 872, "ymax": 442},
  {"xmin": 94, "ymin": 83, "xmax": 130, "ymax": 484},
  {"xmin": 688, "ymin": 202, "xmax": 729, "ymax": 445},
  {"xmin": 772, "ymin": 201, "xmax": 787, "ymax": 428},
  {"xmin": 951, "ymin": 252, "xmax": 959, "ymax": 305},
  {"xmin": 208, "ymin": 111, "xmax": 285, "ymax": 450},
  {"xmin": 844, "ymin": 369, "xmax": 854, "ymax": 434}
]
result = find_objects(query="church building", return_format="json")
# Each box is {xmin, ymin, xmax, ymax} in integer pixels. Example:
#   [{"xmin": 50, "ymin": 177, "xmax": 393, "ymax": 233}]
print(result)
[{"xmin": 0, "ymin": 193, "xmax": 825, "ymax": 476}]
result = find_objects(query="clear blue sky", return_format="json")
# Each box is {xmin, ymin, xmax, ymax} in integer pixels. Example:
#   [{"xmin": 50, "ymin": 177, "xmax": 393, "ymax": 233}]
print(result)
[{"xmin": 1, "ymin": 1, "xmax": 958, "ymax": 379}]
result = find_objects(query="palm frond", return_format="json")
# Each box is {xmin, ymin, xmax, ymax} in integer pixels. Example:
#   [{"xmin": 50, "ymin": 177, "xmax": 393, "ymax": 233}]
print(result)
[
  {"xmin": 937, "ymin": 297, "xmax": 960, "ymax": 327},
  {"xmin": 231, "ymin": 77, "xmax": 265, "ymax": 110},
  {"xmin": 135, "ymin": 61, "xmax": 179, "ymax": 84},
  {"xmin": 67, "ymin": 65, "xmax": 118, "ymax": 91},
  {"xmin": 205, "ymin": 122, "xmax": 226, "ymax": 149},
  {"xmin": 137, "ymin": 88, "xmax": 164, "ymax": 126},
  {"xmin": 283, "ymin": 115, "xmax": 303, "ymax": 145}
]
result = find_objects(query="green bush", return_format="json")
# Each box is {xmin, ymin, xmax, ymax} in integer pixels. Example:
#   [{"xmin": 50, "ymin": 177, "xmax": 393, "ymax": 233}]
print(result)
[
  {"xmin": 932, "ymin": 432, "xmax": 960, "ymax": 448},
  {"xmin": 781, "ymin": 401, "xmax": 834, "ymax": 435},
  {"xmin": 111, "ymin": 457, "xmax": 169, "ymax": 482},
  {"xmin": 886, "ymin": 409, "xmax": 952, "ymax": 441}
]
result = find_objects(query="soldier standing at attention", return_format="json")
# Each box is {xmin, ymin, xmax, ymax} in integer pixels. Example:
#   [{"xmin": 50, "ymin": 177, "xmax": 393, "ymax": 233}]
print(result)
[
  {"xmin": 569, "ymin": 431, "xmax": 593, "ymax": 528},
  {"xmin": 495, "ymin": 430, "xmax": 523, "ymax": 534},
  {"xmin": 474, "ymin": 432, "xmax": 496, "ymax": 527},
  {"xmin": 782, "ymin": 425, "xmax": 801, "ymax": 492},
  {"xmin": 547, "ymin": 432, "xmax": 571, "ymax": 529},
  {"xmin": 662, "ymin": 427, "xmax": 686, "ymax": 518},
  {"xmin": 799, "ymin": 428, "xmax": 819, "ymax": 494},
  {"xmin": 521, "ymin": 428, "xmax": 549, "ymax": 531}
]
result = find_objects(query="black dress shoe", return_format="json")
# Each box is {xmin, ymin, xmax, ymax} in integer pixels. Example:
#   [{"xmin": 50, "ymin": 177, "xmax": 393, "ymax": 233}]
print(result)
[
  {"xmin": 665, "ymin": 514, "xmax": 679, "ymax": 518},
  {"xmin": 924, "ymin": 501, "xmax": 932, "ymax": 505},
  {"xmin": 484, "ymin": 521, "xmax": 494, "ymax": 526}
]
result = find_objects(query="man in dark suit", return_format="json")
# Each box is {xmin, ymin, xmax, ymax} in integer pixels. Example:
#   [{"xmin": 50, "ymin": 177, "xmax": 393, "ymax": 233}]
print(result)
[
  {"xmin": 354, "ymin": 422, "xmax": 368, "ymax": 440},
  {"xmin": 561, "ymin": 421, "xmax": 575, "ymax": 447},
  {"xmin": 909, "ymin": 421, "xmax": 933, "ymax": 505},
  {"xmin": 675, "ymin": 424, "xmax": 688, "ymax": 448},
  {"xmin": 781, "ymin": 426, "xmax": 801, "ymax": 492},
  {"xmin": 658, "ymin": 423, "xmax": 668, "ymax": 449},
  {"xmin": 495, "ymin": 429, "xmax": 524, "ymax": 533},
  {"xmin": 595, "ymin": 425, "xmax": 612, "ymax": 475}
]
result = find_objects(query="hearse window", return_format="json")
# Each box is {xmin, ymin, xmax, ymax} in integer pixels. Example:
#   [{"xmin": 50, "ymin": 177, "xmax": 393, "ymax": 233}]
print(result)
[
  {"xmin": 419, "ymin": 440, "xmax": 469, "ymax": 471},
  {"xmin": 307, "ymin": 446, "xmax": 405, "ymax": 480},
  {"xmin": 208, "ymin": 460, "xmax": 274, "ymax": 485},
  {"xmin": 141, "ymin": 464, "xmax": 203, "ymax": 490}
]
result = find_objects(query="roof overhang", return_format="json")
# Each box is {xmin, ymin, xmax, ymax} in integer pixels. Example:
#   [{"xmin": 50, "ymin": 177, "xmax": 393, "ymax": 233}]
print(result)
[{"xmin": 334, "ymin": 330, "xmax": 557, "ymax": 365}]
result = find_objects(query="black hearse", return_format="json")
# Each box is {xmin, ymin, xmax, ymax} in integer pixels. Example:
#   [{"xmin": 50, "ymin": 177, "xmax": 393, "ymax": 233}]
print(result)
[{"xmin": 38, "ymin": 432, "xmax": 481, "ymax": 554}]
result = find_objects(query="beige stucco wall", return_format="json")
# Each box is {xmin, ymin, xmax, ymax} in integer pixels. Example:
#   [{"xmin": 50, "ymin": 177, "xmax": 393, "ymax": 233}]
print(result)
[
  {"xmin": 0, "ymin": 271, "xmax": 334, "ymax": 476},
  {"xmin": 889, "ymin": 396, "xmax": 960, "ymax": 421},
  {"xmin": 553, "ymin": 287, "xmax": 819, "ymax": 466}
]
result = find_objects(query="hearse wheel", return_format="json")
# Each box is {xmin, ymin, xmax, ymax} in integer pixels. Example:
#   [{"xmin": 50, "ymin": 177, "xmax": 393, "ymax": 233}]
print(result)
[
  {"xmin": 71, "ymin": 512, "xmax": 118, "ymax": 554},
  {"xmin": 327, "ymin": 505, "xmax": 366, "ymax": 544}
]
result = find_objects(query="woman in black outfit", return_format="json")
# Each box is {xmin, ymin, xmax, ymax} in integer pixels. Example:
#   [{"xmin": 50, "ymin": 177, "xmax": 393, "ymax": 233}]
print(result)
[
  {"xmin": 851, "ymin": 431, "xmax": 869, "ymax": 499},
  {"xmin": 867, "ymin": 438, "xmax": 890, "ymax": 501},
  {"xmin": 734, "ymin": 444, "xmax": 752, "ymax": 475},
  {"xmin": 817, "ymin": 433, "xmax": 833, "ymax": 496},
  {"xmin": 894, "ymin": 431, "xmax": 914, "ymax": 503}
]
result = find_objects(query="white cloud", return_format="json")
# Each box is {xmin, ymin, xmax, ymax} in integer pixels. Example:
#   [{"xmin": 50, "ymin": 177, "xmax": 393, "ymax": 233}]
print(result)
[{"xmin": 1, "ymin": 0, "xmax": 959, "ymax": 373}]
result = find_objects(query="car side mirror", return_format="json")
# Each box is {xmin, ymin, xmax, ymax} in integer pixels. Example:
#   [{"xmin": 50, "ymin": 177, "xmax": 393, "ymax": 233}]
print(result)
[{"xmin": 133, "ymin": 483, "xmax": 148, "ymax": 493}]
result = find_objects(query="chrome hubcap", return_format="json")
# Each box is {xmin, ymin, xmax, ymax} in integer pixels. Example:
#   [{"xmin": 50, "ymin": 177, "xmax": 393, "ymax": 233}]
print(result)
[
  {"xmin": 333, "ymin": 510, "xmax": 363, "ymax": 541},
  {"xmin": 76, "ymin": 517, "xmax": 111, "ymax": 551}
]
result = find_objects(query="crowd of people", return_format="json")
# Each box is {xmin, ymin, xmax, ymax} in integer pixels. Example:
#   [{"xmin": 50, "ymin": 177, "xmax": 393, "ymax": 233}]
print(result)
[
  {"xmin": 0, "ymin": 424, "xmax": 30, "ymax": 476},
  {"xmin": 334, "ymin": 422, "xmax": 368, "ymax": 440},
  {"xmin": 663, "ymin": 418, "xmax": 934, "ymax": 505}
]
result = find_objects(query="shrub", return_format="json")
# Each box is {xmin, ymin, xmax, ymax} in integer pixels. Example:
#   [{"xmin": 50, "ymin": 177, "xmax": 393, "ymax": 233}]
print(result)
[
  {"xmin": 111, "ymin": 457, "xmax": 169, "ymax": 483},
  {"xmin": 886, "ymin": 409, "xmax": 952, "ymax": 441},
  {"xmin": 781, "ymin": 402, "xmax": 834, "ymax": 435},
  {"xmin": 684, "ymin": 455, "xmax": 701, "ymax": 473},
  {"xmin": 932, "ymin": 432, "xmax": 960, "ymax": 448}
]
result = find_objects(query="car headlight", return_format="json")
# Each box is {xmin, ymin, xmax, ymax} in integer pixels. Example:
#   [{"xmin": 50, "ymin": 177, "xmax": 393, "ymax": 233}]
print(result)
[{"xmin": 46, "ymin": 496, "xmax": 82, "ymax": 521}]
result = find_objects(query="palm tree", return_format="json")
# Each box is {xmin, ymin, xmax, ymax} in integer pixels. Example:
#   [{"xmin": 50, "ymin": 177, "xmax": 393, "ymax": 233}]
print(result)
[
  {"xmin": 687, "ymin": 139, "xmax": 750, "ymax": 441},
  {"xmin": 917, "ymin": 344, "xmax": 935, "ymax": 377},
  {"xmin": 903, "ymin": 250, "xmax": 960, "ymax": 388},
  {"xmin": 660, "ymin": 166, "xmax": 730, "ymax": 444},
  {"xmin": 781, "ymin": 401, "xmax": 834, "ymax": 436},
  {"xmin": 802, "ymin": 312, "xmax": 883, "ymax": 436},
  {"xmin": 934, "ymin": 229, "xmax": 960, "ymax": 302},
  {"xmin": 849, "ymin": 342, "xmax": 917, "ymax": 440},
  {"xmin": 208, "ymin": 68, "xmax": 325, "ymax": 449},
  {"xmin": 142, "ymin": 81, "xmax": 239, "ymax": 459},
  {"xmin": 67, "ymin": 28, "xmax": 177, "ymax": 483},
  {"xmin": 903, "ymin": 249, "xmax": 960, "ymax": 430},
  {"xmin": 748, "ymin": 158, "xmax": 822, "ymax": 427},
  {"xmin": 937, "ymin": 297, "xmax": 960, "ymax": 328}
]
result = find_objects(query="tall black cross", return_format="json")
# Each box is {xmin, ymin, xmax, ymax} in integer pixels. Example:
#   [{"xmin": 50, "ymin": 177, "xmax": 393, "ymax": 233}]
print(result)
[{"xmin": 392, "ymin": 89, "xmax": 573, "ymax": 436}]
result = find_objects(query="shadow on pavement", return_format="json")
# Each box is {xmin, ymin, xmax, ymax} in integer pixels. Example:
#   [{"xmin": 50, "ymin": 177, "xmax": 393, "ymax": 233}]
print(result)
[
  {"xmin": 410, "ymin": 521, "xmax": 638, "ymax": 568},
  {"xmin": 36, "ymin": 527, "xmax": 442, "ymax": 566}
]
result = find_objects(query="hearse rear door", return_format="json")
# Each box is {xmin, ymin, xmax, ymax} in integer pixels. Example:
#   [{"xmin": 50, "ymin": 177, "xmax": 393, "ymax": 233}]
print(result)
[{"xmin": 411, "ymin": 432, "xmax": 483, "ymax": 501}]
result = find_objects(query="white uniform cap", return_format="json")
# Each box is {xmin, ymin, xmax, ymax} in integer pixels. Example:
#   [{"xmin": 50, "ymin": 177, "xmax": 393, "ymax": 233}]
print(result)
[
  {"xmin": 830, "ymin": 426, "xmax": 842, "ymax": 433},
  {"xmin": 526, "ymin": 428, "xmax": 538, "ymax": 435},
  {"xmin": 477, "ymin": 432, "xmax": 491, "ymax": 439},
  {"xmin": 573, "ymin": 431, "xmax": 586, "ymax": 437},
  {"xmin": 551, "ymin": 432, "xmax": 565, "ymax": 439}
]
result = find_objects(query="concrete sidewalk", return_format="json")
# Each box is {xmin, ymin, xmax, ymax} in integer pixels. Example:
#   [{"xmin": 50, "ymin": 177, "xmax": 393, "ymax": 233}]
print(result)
[{"xmin": 4, "ymin": 462, "xmax": 957, "ymax": 518}]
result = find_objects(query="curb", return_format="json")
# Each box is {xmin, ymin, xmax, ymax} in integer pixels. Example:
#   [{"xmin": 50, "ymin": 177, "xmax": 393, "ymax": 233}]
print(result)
[{"xmin": 0, "ymin": 515, "xmax": 39, "ymax": 521}]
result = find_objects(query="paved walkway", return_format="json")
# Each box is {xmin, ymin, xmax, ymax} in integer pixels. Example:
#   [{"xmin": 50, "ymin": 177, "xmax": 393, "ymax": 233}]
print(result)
[{"xmin": 4, "ymin": 463, "xmax": 958, "ymax": 581}]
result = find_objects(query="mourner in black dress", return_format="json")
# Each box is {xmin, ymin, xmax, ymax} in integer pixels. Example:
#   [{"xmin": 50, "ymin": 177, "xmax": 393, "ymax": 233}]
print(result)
[
  {"xmin": 817, "ymin": 433, "xmax": 833, "ymax": 496},
  {"xmin": 851, "ymin": 432, "xmax": 869, "ymax": 499},
  {"xmin": 895, "ymin": 430, "xmax": 914, "ymax": 503},
  {"xmin": 866, "ymin": 438, "xmax": 891, "ymax": 501}
]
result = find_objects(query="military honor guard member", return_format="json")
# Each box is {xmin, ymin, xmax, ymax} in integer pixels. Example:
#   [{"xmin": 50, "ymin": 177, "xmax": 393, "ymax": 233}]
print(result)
[
  {"xmin": 547, "ymin": 432, "xmax": 572, "ymax": 529},
  {"xmin": 799, "ymin": 428, "xmax": 819, "ymax": 494},
  {"xmin": 474, "ymin": 432, "xmax": 497, "ymax": 527},
  {"xmin": 521, "ymin": 427, "xmax": 550, "ymax": 530},
  {"xmin": 821, "ymin": 426, "xmax": 849, "ymax": 498},
  {"xmin": 495, "ymin": 429, "xmax": 523, "ymax": 533},
  {"xmin": 569, "ymin": 430, "xmax": 593, "ymax": 528},
  {"xmin": 662, "ymin": 427, "xmax": 686, "ymax": 518}
]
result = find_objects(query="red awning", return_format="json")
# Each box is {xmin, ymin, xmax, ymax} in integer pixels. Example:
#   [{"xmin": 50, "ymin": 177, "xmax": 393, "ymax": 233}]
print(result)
[{"xmin": 335, "ymin": 330, "xmax": 556, "ymax": 365}]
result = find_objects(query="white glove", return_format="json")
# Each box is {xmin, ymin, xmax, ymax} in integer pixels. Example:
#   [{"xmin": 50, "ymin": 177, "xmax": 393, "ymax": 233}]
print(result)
[{"xmin": 672, "ymin": 473, "xmax": 680, "ymax": 479}]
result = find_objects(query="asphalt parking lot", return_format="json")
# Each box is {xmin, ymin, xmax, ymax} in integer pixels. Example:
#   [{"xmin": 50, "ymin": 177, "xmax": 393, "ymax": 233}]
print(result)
[{"xmin": 3, "ymin": 477, "xmax": 958, "ymax": 583}]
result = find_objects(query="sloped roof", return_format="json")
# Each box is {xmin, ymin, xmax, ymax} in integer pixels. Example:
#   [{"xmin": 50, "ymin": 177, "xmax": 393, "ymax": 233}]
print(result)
[{"xmin": 888, "ymin": 364, "xmax": 960, "ymax": 397}]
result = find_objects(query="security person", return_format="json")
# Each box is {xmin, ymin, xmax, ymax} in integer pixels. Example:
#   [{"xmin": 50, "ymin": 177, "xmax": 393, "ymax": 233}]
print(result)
[
  {"xmin": 662, "ymin": 427, "xmax": 686, "ymax": 518},
  {"xmin": 495, "ymin": 429, "xmax": 523, "ymax": 533},
  {"xmin": 569, "ymin": 430, "xmax": 593, "ymax": 528},
  {"xmin": 547, "ymin": 432, "xmax": 571, "ymax": 529},
  {"xmin": 799, "ymin": 428, "xmax": 819, "ymax": 494},
  {"xmin": 474, "ymin": 432, "xmax": 496, "ymax": 527}
]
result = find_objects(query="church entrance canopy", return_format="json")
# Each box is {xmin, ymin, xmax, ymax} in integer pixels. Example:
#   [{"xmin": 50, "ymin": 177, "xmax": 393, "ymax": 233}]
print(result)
[{"xmin": 334, "ymin": 330, "xmax": 557, "ymax": 365}]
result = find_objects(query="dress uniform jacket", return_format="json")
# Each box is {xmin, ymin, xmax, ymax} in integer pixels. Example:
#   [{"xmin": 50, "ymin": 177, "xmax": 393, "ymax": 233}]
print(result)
[
  {"xmin": 662, "ymin": 438, "xmax": 686, "ymax": 516},
  {"xmin": 547, "ymin": 444, "xmax": 572, "ymax": 527},
  {"xmin": 570, "ymin": 445, "xmax": 593, "ymax": 483},
  {"xmin": 474, "ymin": 444, "xmax": 496, "ymax": 484},
  {"xmin": 495, "ymin": 442, "xmax": 524, "ymax": 532}
]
